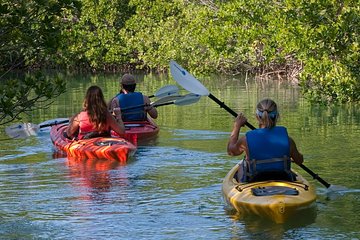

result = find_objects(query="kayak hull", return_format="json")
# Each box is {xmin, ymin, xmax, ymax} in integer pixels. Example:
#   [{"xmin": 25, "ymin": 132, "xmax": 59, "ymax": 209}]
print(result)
[
  {"xmin": 50, "ymin": 124, "xmax": 136, "ymax": 162},
  {"xmin": 222, "ymin": 163, "xmax": 317, "ymax": 223},
  {"xmin": 113, "ymin": 118, "xmax": 160, "ymax": 145}
]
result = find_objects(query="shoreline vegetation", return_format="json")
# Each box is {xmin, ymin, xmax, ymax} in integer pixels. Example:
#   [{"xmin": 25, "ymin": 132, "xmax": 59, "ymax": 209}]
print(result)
[{"xmin": 1, "ymin": 0, "xmax": 359, "ymax": 125}]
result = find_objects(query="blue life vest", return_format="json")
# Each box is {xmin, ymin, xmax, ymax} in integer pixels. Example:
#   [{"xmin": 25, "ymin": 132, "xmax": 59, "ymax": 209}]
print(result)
[
  {"xmin": 245, "ymin": 126, "xmax": 292, "ymax": 181},
  {"xmin": 117, "ymin": 92, "xmax": 146, "ymax": 121}
]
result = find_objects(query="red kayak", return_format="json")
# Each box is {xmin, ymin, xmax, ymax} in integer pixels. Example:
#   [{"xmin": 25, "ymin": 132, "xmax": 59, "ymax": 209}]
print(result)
[
  {"xmin": 50, "ymin": 124, "xmax": 137, "ymax": 162},
  {"xmin": 112, "ymin": 118, "xmax": 160, "ymax": 145}
]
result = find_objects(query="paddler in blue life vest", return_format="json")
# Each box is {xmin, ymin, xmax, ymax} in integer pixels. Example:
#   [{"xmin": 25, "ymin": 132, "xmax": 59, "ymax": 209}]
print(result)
[
  {"xmin": 227, "ymin": 98, "xmax": 304, "ymax": 182},
  {"xmin": 109, "ymin": 74, "xmax": 158, "ymax": 122}
]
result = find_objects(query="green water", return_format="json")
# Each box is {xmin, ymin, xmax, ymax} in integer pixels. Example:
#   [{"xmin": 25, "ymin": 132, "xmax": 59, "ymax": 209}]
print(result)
[{"xmin": 0, "ymin": 72, "xmax": 359, "ymax": 239}]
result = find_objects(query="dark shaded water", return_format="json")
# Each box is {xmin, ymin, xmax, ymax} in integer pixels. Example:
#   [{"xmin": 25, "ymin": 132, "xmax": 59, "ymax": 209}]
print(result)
[{"xmin": 0, "ymin": 73, "xmax": 359, "ymax": 239}]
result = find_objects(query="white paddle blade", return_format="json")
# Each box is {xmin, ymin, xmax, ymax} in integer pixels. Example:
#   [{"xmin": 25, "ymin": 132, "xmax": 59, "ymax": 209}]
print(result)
[
  {"xmin": 151, "ymin": 94, "xmax": 183, "ymax": 105},
  {"xmin": 174, "ymin": 93, "xmax": 201, "ymax": 106},
  {"xmin": 5, "ymin": 123, "xmax": 39, "ymax": 139},
  {"xmin": 170, "ymin": 60, "xmax": 210, "ymax": 96},
  {"xmin": 154, "ymin": 85, "xmax": 179, "ymax": 98}
]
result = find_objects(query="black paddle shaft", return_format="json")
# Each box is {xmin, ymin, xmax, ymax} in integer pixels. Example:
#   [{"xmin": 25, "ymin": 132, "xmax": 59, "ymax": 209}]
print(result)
[
  {"xmin": 121, "ymin": 101, "xmax": 175, "ymax": 111},
  {"xmin": 207, "ymin": 93, "xmax": 331, "ymax": 188},
  {"xmin": 208, "ymin": 94, "xmax": 256, "ymax": 130},
  {"xmin": 299, "ymin": 164, "xmax": 331, "ymax": 188},
  {"xmin": 39, "ymin": 119, "xmax": 69, "ymax": 128}
]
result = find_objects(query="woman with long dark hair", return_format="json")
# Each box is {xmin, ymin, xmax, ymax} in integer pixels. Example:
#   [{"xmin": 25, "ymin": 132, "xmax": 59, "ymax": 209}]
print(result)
[{"xmin": 67, "ymin": 85, "xmax": 125, "ymax": 139}]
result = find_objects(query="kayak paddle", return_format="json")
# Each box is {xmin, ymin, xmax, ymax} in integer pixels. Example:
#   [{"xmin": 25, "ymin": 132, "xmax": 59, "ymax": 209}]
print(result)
[
  {"xmin": 148, "ymin": 84, "xmax": 179, "ymax": 98},
  {"xmin": 109, "ymin": 85, "xmax": 180, "ymax": 107},
  {"xmin": 170, "ymin": 60, "xmax": 331, "ymax": 189},
  {"xmin": 120, "ymin": 93, "xmax": 201, "ymax": 111},
  {"xmin": 150, "ymin": 94, "xmax": 183, "ymax": 105},
  {"xmin": 5, "ymin": 91, "xmax": 195, "ymax": 139},
  {"xmin": 170, "ymin": 60, "xmax": 254, "ymax": 129},
  {"xmin": 5, "ymin": 118, "xmax": 69, "ymax": 139}
]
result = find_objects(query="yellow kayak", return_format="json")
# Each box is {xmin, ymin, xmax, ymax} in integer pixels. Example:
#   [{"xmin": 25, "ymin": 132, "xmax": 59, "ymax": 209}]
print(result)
[{"xmin": 222, "ymin": 163, "xmax": 317, "ymax": 223}]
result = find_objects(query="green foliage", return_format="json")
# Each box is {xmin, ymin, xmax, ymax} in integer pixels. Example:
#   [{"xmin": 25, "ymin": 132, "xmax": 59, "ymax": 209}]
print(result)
[
  {"xmin": 122, "ymin": 0, "xmax": 186, "ymax": 71},
  {"xmin": 0, "ymin": 0, "xmax": 77, "ymax": 125},
  {"xmin": 0, "ymin": 0, "xmax": 81, "ymax": 68},
  {"xmin": 1, "ymin": 0, "xmax": 360, "ymax": 119},
  {"xmin": 0, "ymin": 72, "xmax": 66, "ymax": 125},
  {"xmin": 58, "ymin": 0, "xmax": 134, "ymax": 71},
  {"xmin": 284, "ymin": 0, "xmax": 360, "ymax": 103},
  {"xmin": 300, "ymin": 57, "xmax": 360, "ymax": 103}
]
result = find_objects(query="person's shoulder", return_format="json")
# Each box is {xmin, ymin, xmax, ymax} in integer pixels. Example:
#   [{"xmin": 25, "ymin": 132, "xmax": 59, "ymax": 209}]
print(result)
[
  {"xmin": 76, "ymin": 110, "xmax": 87, "ymax": 118},
  {"xmin": 71, "ymin": 112, "xmax": 82, "ymax": 122},
  {"xmin": 110, "ymin": 95, "xmax": 120, "ymax": 104},
  {"xmin": 112, "ymin": 93, "xmax": 121, "ymax": 99}
]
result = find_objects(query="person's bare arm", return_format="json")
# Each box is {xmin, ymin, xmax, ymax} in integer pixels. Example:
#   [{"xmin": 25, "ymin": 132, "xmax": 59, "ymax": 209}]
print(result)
[
  {"xmin": 109, "ymin": 97, "xmax": 122, "ymax": 121},
  {"xmin": 66, "ymin": 114, "xmax": 80, "ymax": 138},
  {"xmin": 289, "ymin": 137, "xmax": 304, "ymax": 165},
  {"xmin": 143, "ymin": 96, "xmax": 158, "ymax": 119},
  {"xmin": 107, "ymin": 111, "xmax": 125, "ymax": 135},
  {"xmin": 227, "ymin": 113, "xmax": 247, "ymax": 156},
  {"xmin": 107, "ymin": 97, "xmax": 115, "ymax": 110}
]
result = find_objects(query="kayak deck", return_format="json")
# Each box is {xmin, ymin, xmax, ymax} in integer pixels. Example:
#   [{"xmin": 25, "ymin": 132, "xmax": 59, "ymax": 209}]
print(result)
[
  {"xmin": 222, "ymin": 163, "xmax": 317, "ymax": 223},
  {"xmin": 50, "ymin": 124, "xmax": 137, "ymax": 162},
  {"xmin": 112, "ymin": 118, "xmax": 160, "ymax": 145}
]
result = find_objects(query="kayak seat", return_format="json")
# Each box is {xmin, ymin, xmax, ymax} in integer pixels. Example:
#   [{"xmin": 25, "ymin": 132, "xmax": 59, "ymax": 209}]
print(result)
[
  {"xmin": 249, "ymin": 170, "xmax": 295, "ymax": 183},
  {"xmin": 236, "ymin": 160, "xmax": 296, "ymax": 183},
  {"xmin": 82, "ymin": 131, "xmax": 111, "ymax": 139}
]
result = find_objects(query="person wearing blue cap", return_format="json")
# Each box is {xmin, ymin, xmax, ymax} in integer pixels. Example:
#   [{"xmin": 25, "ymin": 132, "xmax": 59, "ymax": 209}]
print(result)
[{"xmin": 227, "ymin": 98, "xmax": 304, "ymax": 182}]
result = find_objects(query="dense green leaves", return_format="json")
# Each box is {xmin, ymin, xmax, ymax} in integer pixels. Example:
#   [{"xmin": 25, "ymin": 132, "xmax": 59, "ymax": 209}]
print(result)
[
  {"xmin": 0, "ymin": 0, "xmax": 81, "ymax": 68},
  {"xmin": 59, "ymin": 0, "xmax": 134, "ymax": 71},
  {"xmin": 0, "ymin": 72, "xmax": 66, "ymax": 125},
  {"xmin": 0, "ymin": 0, "xmax": 77, "ymax": 125},
  {"xmin": 0, "ymin": 0, "xmax": 359, "ymax": 124}
]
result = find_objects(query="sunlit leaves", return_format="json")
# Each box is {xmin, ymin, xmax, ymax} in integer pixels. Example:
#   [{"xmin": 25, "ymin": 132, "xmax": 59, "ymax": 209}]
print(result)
[
  {"xmin": 0, "ymin": 0, "xmax": 77, "ymax": 125},
  {"xmin": 59, "ymin": 0, "xmax": 134, "ymax": 71},
  {"xmin": 1, "ymin": 0, "xmax": 360, "ymax": 106}
]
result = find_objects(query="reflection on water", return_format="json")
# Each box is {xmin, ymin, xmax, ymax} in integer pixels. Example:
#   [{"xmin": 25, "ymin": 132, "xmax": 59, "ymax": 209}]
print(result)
[
  {"xmin": 323, "ymin": 185, "xmax": 357, "ymax": 200},
  {"xmin": 172, "ymin": 129, "xmax": 230, "ymax": 141},
  {"xmin": 0, "ymin": 73, "xmax": 359, "ymax": 239},
  {"xmin": 65, "ymin": 158, "xmax": 129, "ymax": 202},
  {"xmin": 224, "ymin": 206, "xmax": 318, "ymax": 240},
  {"xmin": 226, "ymin": 204, "xmax": 317, "ymax": 227}
]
